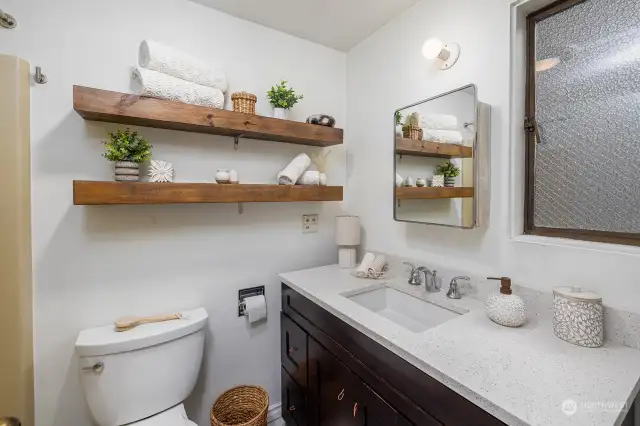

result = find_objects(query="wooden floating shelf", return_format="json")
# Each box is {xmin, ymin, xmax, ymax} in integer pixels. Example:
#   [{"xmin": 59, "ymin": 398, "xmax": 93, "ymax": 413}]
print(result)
[
  {"xmin": 73, "ymin": 86, "xmax": 343, "ymax": 147},
  {"xmin": 396, "ymin": 138, "xmax": 472, "ymax": 159},
  {"xmin": 73, "ymin": 181, "xmax": 343, "ymax": 205},
  {"xmin": 396, "ymin": 187, "xmax": 474, "ymax": 200}
]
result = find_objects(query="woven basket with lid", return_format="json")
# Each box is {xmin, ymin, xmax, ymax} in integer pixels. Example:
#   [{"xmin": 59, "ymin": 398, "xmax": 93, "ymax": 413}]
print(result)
[
  {"xmin": 210, "ymin": 385, "xmax": 268, "ymax": 426},
  {"xmin": 403, "ymin": 124, "xmax": 423, "ymax": 140},
  {"xmin": 231, "ymin": 92, "xmax": 257, "ymax": 115}
]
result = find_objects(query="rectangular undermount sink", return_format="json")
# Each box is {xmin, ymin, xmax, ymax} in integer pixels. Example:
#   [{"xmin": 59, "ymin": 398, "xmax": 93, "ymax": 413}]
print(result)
[{"xmin": 345, "ymin": 286, "xmax": 462, "ymax": 333}]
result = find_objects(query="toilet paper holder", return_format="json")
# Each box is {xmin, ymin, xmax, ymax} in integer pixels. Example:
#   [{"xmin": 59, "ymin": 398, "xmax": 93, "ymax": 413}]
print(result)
[{"xmin": 238, "ymin": 285, "xmax": 265, "ymax": 317}]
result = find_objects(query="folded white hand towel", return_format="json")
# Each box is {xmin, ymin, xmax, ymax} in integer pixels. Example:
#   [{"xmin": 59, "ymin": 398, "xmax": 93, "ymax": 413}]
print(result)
[
  {"xmin": 131, "ymin": 68, "xmax": 224, "ymax": 109},
  {"xmin": 422, "ymin": 128, "xmax": 463, "ymax": 144},
  {"xmin": 420, "ymin": 114, "xmax": 458, "ymax": 130},
  {"xmin": 368, "ymin": 255, "xmax": 387, "ymax": 277},
  {"xmin": 139, "ymin": 40, "xmax": 228, "ymax": 93},
  {"xmin": 278, "ymin": 154, "xmax": 311, "ymax": 185},
  {"xmin": 356, "ymin": 253, "xmax": 376, "ymax": 277}
]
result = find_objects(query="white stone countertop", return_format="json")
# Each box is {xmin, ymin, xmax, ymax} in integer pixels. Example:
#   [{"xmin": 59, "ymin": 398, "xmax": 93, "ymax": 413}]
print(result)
[{"xmin": 279, "ymin": 264, "xmax": 640, "ymax": 426}]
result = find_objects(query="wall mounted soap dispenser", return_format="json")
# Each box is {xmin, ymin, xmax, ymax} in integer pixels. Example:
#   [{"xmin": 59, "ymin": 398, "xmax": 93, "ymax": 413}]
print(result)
[{"xmin": 485, "ymin": 277, "xmax": 526, "ymax": 327}]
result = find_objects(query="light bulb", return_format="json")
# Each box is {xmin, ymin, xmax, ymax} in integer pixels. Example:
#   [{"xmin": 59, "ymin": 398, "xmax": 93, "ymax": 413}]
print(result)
[{"xmin": 422, "ymin": 38, "xmax": 444, "ymax": 60}]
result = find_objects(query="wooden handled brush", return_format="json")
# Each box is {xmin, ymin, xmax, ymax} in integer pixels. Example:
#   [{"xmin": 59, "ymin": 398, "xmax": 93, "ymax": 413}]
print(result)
[{"xmin": 114, "ymin": 313, "xmax": 182, "ymax": 332}]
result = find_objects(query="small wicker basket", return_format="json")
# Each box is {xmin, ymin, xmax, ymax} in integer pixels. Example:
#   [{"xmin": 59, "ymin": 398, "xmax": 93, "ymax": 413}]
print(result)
[
  {"xmin": 231, "ymin": 92, "xmax": 257, "ymax": 115},
  {"xmin": 403, "ymin": 124, "xmax": 423, "ymax": 141},
  {"xmin": 211, "ymin": 385, "xmax": 268, "ymax": 426}
]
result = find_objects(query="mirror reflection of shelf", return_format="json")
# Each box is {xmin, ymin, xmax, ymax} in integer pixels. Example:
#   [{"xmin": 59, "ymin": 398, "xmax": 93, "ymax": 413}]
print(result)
[
  {"xmin": 395, "ymin": 138, "xmax": 472, "ymax": 159},
  {"xmin": 395, "ymin": 187, "xmax": 474, "ymax": 200}
]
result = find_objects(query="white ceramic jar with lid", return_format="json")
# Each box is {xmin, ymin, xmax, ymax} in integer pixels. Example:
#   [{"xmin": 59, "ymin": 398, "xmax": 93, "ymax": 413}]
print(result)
[{"xmin": 553, "ymin": 286, "xmax": 603, "ymax": 348}]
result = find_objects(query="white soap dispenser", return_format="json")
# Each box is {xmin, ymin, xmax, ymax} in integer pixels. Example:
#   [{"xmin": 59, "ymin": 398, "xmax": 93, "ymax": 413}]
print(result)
[{"xmin": 485, "ymin": 277, "xmax": 526, "ymax": 327}]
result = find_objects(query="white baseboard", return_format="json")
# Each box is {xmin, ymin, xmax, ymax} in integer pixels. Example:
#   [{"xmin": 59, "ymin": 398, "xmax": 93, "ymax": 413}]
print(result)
[{"xmin": 267, "ymin": 402, "xmax": 282, "ymax": 423}]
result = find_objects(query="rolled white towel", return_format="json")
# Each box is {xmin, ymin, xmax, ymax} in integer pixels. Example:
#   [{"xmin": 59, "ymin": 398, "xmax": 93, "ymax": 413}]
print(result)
[
  {"xmin": 422, "ymin": 128, "xmax": 463, "ymax": 144},
  {"xmin": 356, "ymin": 253, "xmax": 376, "ymax": 277},
  {"xmin": 368, "ymin": 255, "xmax": 387, "ymax": 278},
  {"xmin": 131, "ymin": 67, "xmax": 224, "ymax": 109},
  {"xmin": 420, "ymin": 114, "xmax": 458, "ymax": 131},
  {"xmin": 278, "ymin": 154, "xmax": 311, "ymax": 185},
  {"xmin": 139, "ymin": 40, "xmax": 228, "ymax": 93}
]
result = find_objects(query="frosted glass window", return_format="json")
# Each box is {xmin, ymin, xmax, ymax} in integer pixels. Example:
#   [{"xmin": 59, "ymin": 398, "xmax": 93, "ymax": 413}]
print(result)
[{"xmin": 525, "ymin": 0, "xmax": 640, "ymax": 245}]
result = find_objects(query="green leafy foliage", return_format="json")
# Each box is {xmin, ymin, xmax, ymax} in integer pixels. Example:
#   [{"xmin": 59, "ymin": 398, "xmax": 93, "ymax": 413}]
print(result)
[
  {"xmin": 395, "ymin": 111, "xmax": 403, "ymax": 126},
  {"xmin": 266, "ymin": 80, "xmax": 304, "ymax": 109},
  {"xmin": 102, "ymin": 128, "xmax": 152, "ymax": 163},
  {"xmin": 435, "ymin": 161, "xmax": 460, "ymax": 178}
]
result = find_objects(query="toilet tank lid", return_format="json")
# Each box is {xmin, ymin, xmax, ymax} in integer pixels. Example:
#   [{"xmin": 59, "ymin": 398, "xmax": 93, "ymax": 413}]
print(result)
[{"xmin": 75, "ymin": 307, "xmax": 208, "ymax": 357}]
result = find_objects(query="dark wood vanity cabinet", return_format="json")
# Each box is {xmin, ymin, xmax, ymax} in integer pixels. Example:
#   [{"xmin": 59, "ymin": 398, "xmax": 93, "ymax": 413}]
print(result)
[{"xmin": 281, "ymin": 284, "xmax": 507, "ymax": 426}]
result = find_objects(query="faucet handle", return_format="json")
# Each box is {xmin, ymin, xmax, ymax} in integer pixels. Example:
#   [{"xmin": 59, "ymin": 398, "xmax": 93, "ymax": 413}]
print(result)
[
  {"xmin": 403, "ymin": 262, "xmax": 421, "ymax": 286},
  {"xmin": 447, "ymin": 276, "xmax": 470, "ymax": 299},
  {"xmin": 402, "ymin": 261, "xmax": 416, "ymax": 273}
]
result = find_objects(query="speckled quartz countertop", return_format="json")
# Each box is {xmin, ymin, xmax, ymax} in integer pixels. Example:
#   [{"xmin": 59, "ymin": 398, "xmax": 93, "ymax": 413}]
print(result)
[{"xmin": 279, "ymin": 265, "xmax": 640, "ymax": 426}]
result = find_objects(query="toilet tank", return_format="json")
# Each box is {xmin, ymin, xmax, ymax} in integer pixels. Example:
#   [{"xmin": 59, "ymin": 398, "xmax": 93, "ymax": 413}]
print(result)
[{"xmin": 75, "ymin": 308, "xmax": 208, "ymax": 426}]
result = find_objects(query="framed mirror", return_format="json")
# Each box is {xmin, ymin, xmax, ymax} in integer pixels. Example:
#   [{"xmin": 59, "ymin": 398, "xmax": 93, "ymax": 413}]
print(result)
[{"xmin": 394, "ymin": 84, "xmax": 479, "ymax": 228}]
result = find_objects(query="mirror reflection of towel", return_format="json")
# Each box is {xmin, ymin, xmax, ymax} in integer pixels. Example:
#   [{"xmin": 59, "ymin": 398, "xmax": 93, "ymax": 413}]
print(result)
[
  {"xmin": 420, "ymin": 114, "xmax": 458, "ymax": 130},
  {"xmin": 422, "ymin": 128, "xmax": 463, "ymax": 144}
]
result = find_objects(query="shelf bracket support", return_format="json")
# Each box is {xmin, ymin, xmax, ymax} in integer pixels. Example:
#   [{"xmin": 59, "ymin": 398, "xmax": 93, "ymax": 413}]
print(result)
[
  {"xmin": 234, "ymin": 134, "xmax": 245, "ymax": 151},
  {"xmin": 238, "ymin": 202, "xmax": 244, "ymax": 214},
  {"xmin": 398, "ymin": 154, "xmax": 403, "ymax": 163}
]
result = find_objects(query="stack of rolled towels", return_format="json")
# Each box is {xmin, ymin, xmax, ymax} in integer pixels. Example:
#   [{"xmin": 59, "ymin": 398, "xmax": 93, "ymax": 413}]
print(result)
[
  {"xmin": 277, "ymin": 153, "xmax": 325, "ymax": 186},
  {"xmin": 131, "ymin": 40, "xmax": 227, "ymax": 109},
  {"xmin": 421, "ymin": 114, "xmax": 463, "ymax": 145},
  {"xmin": 356, "ymin": 253, "xmax": 387, "ymax": 278}
]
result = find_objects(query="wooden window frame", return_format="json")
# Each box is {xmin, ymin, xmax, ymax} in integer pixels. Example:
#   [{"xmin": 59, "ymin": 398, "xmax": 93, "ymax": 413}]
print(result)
[{"xmin": 524, "ymin": 0, "xmax": 640, "ymax": 247}]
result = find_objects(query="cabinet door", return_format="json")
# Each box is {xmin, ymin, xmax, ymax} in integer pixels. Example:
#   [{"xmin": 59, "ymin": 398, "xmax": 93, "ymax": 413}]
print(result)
[
  {"xmin": 309, "ymin": 338, "xmax": 411, "ymax": 426},
  {"xmin": 282, "ymin": 313, "xmax": 308, "ymax": 389},
  {"xmin": 282, "ymin": 367, "xmax": 307, "ymax": 426}
]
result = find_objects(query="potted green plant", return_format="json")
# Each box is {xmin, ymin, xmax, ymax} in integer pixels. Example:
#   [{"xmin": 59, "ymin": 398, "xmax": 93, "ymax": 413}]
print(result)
[
  {"xmin": 435, "ymin": 161, "xmax": 460, "ymax": 187},
  {"xmin": 266, "ymin": 80, "xmax": 304, "ymax": 119},
  {"xmin": 103, "ymin": 128, "xmax": 152, "ymax": 182},
  {"xmin": 395, "ymin": 111, "xmax": 403, "ymax": 136}
]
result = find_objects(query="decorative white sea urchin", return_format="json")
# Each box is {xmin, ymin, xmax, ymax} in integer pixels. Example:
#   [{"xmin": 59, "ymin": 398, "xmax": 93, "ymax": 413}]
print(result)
[{"xmin": 148, "ymin": 160, "xmax": 174, "ymax": 183}]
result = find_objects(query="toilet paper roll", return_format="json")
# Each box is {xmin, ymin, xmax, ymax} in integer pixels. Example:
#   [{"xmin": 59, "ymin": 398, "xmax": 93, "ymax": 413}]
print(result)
[{"xmin": 244, "ymin": 295, "xmax": 267, "ymax": 323}]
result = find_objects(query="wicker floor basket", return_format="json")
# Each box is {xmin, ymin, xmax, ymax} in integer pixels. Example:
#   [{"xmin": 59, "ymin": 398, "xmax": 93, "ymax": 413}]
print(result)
[
  {"xmin": 211, "ymin": 385, "xmax": 268, "ymax": 426},
  {"xmin": 231, "ymin": 92, "xmax": 257, "ymax": 115}
]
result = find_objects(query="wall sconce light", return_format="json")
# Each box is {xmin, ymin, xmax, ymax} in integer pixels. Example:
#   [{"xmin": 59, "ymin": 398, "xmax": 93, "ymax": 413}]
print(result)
[{"xmin": 422, "ymin": 38, "xmax": 460, "ymax": 70}]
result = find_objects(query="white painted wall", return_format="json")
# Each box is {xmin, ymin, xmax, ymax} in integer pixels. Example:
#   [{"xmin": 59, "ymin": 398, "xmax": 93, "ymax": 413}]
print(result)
[
  {"xmin": 1, "ymin": 1, "xmax": 346, "ymax": 425},
  {"xmin": 346, "ymin": 0, "xmax": 640, "ymax": 314}
]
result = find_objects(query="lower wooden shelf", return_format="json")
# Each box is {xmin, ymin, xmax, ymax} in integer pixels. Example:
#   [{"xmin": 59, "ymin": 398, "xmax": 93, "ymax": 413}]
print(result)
[
  {"xmin": 73, "ymin": 181, "xmax": 343, "ymax": 205},
  {"xmin": 396, "ymin": 187, "xmax": 474, "ymax": 200}
]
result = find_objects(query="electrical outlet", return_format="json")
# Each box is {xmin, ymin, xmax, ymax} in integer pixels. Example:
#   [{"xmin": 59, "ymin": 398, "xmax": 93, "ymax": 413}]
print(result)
[{"xmin": 302, "ymin": 214, "xmax": 319, "ymax": 234}]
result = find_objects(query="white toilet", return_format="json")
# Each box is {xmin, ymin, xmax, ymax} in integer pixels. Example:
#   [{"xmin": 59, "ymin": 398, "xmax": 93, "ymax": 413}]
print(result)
[{"xmin": 74, "ymin": 307, "xmax": 208, "ymax": 426}]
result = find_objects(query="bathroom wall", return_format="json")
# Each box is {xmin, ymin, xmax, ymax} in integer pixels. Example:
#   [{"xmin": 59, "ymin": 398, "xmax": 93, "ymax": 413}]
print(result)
[
  {"xmin": 345, "ymin": 0, "xmax": 640, "ymax": 313},
  {"xmin": 1, "ymin": 1, "xmax": 346, "ymax": 425}
]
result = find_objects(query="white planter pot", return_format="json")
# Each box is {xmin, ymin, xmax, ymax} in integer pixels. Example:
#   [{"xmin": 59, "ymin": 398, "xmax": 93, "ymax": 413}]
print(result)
[
  {"xmin": 273, "ymin": 108, "xmax": 288, "ymax": 120},
  {"xmin": 215, "ymin": 169, "xmax": 231, "ymax": 184},
  {"xmin": 114, "ymin": 161, "xmax": 140, "ymax": 182}
]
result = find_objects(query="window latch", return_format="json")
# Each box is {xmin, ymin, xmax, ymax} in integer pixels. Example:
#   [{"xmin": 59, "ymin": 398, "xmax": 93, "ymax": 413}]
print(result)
[{"xmin": 524, "ymin": 117, "xmax": 542, "ymax": 144}]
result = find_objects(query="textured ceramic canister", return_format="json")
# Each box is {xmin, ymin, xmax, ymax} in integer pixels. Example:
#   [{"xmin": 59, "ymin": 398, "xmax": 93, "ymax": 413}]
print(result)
[
  {"xmin": 115, "ymin": 161, "xmax": 140, "ymax": 182},
  {"xmin": 553, "ymin": 287, "xmax": 603, "ymax": 348}
]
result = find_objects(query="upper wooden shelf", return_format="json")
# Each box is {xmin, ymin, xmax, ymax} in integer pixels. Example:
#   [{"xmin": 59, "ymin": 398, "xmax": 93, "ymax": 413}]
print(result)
[
  {"xmin": 73, "ymin": 86, "xmax": 343, "ymax": 147},
  {"xmin": 396, "ymin": 138, "xmax": 472, "ymax": 159},
  {"xmin": 73, "ymin": 181, "xmax": 343, "ymax": 205},
  {"xmin": 396, "ymin": 187, "xmax": 474, "ymax": 200}
]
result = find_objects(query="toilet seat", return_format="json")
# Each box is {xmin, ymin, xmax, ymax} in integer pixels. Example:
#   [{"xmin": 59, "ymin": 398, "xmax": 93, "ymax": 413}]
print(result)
[{"xmin": 131, "ymin": 404, "xmax": 197, "ymax": 426}]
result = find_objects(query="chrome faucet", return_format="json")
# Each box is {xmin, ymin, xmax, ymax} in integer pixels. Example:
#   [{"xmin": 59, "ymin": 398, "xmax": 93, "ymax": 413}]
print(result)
[
  {"xmin": 403, "ymin": 262, "xmax": 441, "ymax": 292},
  {"xmin": 447, "ymin": 276, "xmax": 470, "ymax": 299}
]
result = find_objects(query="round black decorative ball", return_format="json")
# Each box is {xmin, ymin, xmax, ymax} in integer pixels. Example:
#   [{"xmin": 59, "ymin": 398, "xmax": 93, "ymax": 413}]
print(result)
[{"xmin": 306, "ymin": 114, "xmax": 336, "ymax": 127}]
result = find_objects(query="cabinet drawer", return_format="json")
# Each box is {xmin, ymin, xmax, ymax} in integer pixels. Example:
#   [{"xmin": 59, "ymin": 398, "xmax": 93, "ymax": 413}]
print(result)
[
  {"xmin": 281, "ymin": 312, "xmax": 308, "ymax": 389},
  {"xmin": 282, "ymin": 367, "xmax": 308, "ymax": 426}
]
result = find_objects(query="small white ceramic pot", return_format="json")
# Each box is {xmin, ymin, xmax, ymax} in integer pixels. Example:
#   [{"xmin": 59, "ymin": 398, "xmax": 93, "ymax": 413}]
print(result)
[
  {"xmin": 403, "ymin": 177, "xmax": 414, "ymax": 187},
  {"xmin": 114, "ymin": 161, "xmax": 140, "ymax": 182},
  {"xmin": 416, "ymin": 177, "xmax": 427, "ymax": 187},
  {"xmin": 273, "ymin": 108, "xmax": 288, "ymax": 120},
  {"xmin": 215, "ymin": 169, "xmax": 231, "ymax": 184},
  {"xmin": 319, "ymin": 173, "xmax": 327, "ymax": 186},
  {"xmin": 229, "ymin": 169, "xmax": 239, "ymax": 184}
]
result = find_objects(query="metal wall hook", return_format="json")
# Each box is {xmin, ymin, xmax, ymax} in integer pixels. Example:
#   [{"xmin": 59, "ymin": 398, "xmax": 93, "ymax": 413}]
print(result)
[
  {"xmin": 0, "ymin": 8, "xmax": 17, "ymax": 29},
  {"xmin": 34, "ymin": 66, "xmax": 47, "ymax": 84},
  {"xmin": 234, "ymin": 134, "xmax": 245, "ymax": 151}
]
